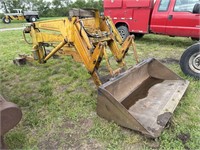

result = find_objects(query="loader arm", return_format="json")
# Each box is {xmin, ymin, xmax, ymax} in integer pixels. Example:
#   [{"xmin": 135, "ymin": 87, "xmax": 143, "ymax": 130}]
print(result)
[{"xmin": 20, "ymin": 9, "xmax": 137, "ymax": 86}]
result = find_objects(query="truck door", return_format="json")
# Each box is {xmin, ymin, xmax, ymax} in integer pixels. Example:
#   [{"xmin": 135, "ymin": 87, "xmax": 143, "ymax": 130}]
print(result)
[
  {"xmin": 150, "ymin": 0, "xmax": 171, "ymax": 34},
  {"xmin": 165, "ymin": 0, "xmax": 200, "ymax": 38}
]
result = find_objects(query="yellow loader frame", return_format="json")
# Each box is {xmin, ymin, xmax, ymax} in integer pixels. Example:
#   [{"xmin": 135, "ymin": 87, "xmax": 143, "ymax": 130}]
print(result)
[{"xmin": 19, "ymin": 9, "xmax": 138, "ymax": 86}]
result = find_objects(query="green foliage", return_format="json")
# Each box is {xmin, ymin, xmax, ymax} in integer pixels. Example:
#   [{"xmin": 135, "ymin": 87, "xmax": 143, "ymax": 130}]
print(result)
[
  {"xmin": 1, "ymin": 0, "xmax": 25, "ymax": 12},
  {"xmin": 5, "ymin": 130, "xmax": 27, "ymax": 149},
  {"xmin": 70, "ymin": 0, "xmax": 103, "ymax": 12},
  {"xmin": 0, "ymin": 13, "xmax": 4, "ymax": 18},
  {"xmin": 0, "ymin": 0, "xmax": 103, "ymax": 17}
]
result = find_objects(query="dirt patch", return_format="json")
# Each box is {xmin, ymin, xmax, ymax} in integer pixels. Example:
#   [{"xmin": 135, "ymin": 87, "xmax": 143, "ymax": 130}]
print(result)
[
  {"xmin": 79, "ymin": 118, "xmax": 93, "ymax": 132},
  {"xmin": 38, "ymin": 118, "xmax": 103, "ymax": 149},
  {"xmin": 177, "ymin": 133, "xmax": 190, "ymax": 150},
  {"xmin": 159, "ymin": 58, "xmax": 179, "ymax": 64}
]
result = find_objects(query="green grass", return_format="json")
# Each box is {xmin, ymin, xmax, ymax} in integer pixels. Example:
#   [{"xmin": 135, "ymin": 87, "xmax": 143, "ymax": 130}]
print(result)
[
  {"xmin": 0, "ymin": 17, "xmax": 64, "ymax": 29},
  {"xmin": 0, "ymin": 25, "xmax": 199, "ymax": 149}
]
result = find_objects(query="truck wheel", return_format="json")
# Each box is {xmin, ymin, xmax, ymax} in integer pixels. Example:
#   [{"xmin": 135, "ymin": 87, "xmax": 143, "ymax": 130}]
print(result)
[
  {"xmin": 2, "ymin": 17, "xmax": 11, "ymax": 24},
  {"xmin": 180, "ymin": 43, "xmax": 200, "ymax": 79},
  {"xmin": 29, "ymin": 16, "xmax": 37, "ymax": 22},
  {"xmin": 117, "ymin": 25, "xmax": 130, "ymax": 41}
]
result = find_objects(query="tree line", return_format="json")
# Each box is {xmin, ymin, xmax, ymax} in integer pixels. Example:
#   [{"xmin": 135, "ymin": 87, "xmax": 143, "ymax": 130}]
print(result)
[{"xmin": 0, "ymin": 0, "xmax": 103, "ymax": 17}]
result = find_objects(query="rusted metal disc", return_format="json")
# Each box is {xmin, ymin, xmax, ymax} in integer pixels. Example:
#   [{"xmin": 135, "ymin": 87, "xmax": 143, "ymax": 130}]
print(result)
[{"xmin": 0, "ymin": 95, "xmax": 22, "ymax": 136}]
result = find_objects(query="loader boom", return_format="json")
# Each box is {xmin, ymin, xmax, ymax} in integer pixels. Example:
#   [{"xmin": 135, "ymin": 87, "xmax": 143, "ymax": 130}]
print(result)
[{"xmin": 20, "ymin": 9, "xmax": 137, "ymax": 86}]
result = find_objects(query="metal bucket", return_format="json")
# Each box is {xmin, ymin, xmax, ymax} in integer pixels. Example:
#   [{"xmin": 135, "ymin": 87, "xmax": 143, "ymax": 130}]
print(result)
[
  {"xmin": 0, "ymin": 95, "xmax": 22, "ymax": 149},
  {"xmin": 97, "ymin": 58, "xmax": 189, "ymax": 138}
]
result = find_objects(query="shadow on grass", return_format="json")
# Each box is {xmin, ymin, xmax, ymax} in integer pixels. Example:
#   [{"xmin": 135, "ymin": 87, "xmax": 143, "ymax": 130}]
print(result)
[{"xmin": 137, "ymin": 34, "xmax": 196, "ymax": 49}]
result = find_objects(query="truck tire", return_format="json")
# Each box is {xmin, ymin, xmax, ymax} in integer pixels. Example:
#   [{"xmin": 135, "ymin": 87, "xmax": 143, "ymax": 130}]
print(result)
[
  {"xmin": 117, "ymin": 25, "xmax": 130, "ymax": 41},
  {"xmin": 180, "ymin": 43, "xmax": 200, "ymax": 79},
  {"xmin": 2, "ymin": 17, "xmax": 11, "ymax": 24},
  {"xmin": 29, "ymin": 16, "xmax": 37, "ymax": 22}
]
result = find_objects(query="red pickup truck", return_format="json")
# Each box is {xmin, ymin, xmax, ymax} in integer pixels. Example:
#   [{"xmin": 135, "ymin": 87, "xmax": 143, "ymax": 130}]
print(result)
[{"xmin": 104, "ymin": 0, "xmax": 200, "ymax": 79}]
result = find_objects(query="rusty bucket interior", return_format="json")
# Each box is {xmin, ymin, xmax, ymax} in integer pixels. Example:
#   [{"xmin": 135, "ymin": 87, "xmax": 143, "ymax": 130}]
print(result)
[{"xmin": 97, "ymin": 58, "xmax": 189, "ymax": 138}]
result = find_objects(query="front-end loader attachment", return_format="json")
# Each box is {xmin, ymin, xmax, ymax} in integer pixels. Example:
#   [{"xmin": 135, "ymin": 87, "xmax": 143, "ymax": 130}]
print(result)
[
  {"xmin": 97, "ymin": 58, "xmax": 189, "ymax": 138},
  {"xmin": 16, "ymin": 9, "xmax": 190, "ymax": 138}
]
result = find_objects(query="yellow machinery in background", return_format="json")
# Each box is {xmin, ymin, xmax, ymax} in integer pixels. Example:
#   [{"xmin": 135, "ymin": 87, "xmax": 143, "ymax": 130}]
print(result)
[
  {"xmin": 14, "ymin": 9, "xmax": 189, "ymax": 138},
  {"xmin": 2, "ymin": 9, "xmax": 39, "ymax": 24}
]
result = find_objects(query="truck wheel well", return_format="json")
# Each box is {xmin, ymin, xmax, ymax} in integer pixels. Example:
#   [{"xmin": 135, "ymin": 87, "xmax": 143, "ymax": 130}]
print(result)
[
  {"xmin": 115, "ymin": 23, "xmax": 129, "ymax": 29},
  {"xmin": 115, "ymin": 23, "xmax": 130, "ymax": 41},
  {"xmin": 115, "ymin": 23, "xmax": 145, "ymax": 39}
]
